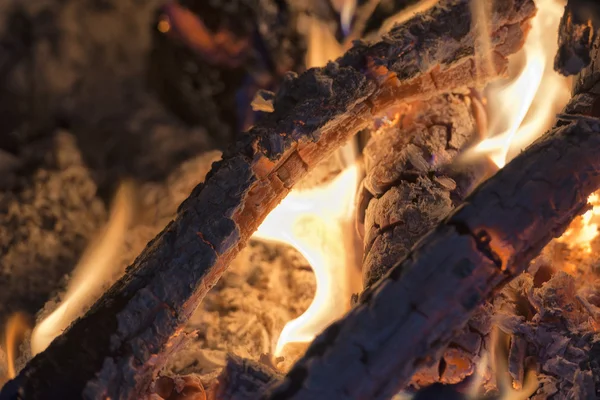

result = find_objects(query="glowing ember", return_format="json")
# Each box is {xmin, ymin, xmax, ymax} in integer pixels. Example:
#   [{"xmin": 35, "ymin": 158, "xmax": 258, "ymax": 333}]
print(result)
[
  {"xmin": 253, "ymin": 166, "xmax": 361, "ymax": 356},
  {"xmin": 472, "ymin": 0, "xmax": 571, "ymax": 168},
  {"xmin": 30, "ymin": 183, "xmax": 134, "ymax": 356},
  {"xmin": 3, "ymin": 313, "xmax": 30, "ymax": 379}
]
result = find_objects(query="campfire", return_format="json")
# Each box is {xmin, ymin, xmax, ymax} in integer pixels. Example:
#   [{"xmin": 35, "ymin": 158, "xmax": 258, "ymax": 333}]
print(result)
[{"xmin": 1, "ymin": 0, "xmax": 600, "ymax": 399}]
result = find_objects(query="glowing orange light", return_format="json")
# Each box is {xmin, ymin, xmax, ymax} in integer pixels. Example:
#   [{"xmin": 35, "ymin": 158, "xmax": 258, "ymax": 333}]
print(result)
[
  {"xmin": 157, "ymin": 17, "xmax": 171, "ymax": 34},
  {"xmin": 253, "ymin": 166, "xmax": 361, "ymax": 356},
  {"xmin": 4, "ymin": 313, "xmax": 30, "ymax": 379},
  {"xmin": 471, "ymin": 0, "xmax": 571, "ymax": 169},
  {"xmin": 30, "ymin": 183, "xmax": 134, "ymax": 355}
]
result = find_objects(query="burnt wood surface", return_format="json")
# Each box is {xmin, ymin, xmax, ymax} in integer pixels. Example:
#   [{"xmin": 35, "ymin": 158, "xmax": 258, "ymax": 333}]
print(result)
[
  {"xmin": 554, "ymin": 0, "xmax": 600, "ymax": 76},
  {"xmin": 360, "ymin": 93, "xmax": 487, "ymax": 290},
  {"xmin": 0, "ymin": 1, "xmax": 534, "ymax": 398},
  {"xmin": 259, "ymin": 42, "xmax": 600, "ymax": 400},
  {"xmin": 358, "ymin": 92, "xmax": 495, "ymax": 388}
]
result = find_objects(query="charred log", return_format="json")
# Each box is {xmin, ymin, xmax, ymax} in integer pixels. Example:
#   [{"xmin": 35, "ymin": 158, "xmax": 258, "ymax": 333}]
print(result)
[
  {"xmin": 554, "ymin": 0, "xmax": 600, "ymax": 76},
  {"xmin": 357, "ymin": 92, "xmax": 494, "ymax": 387},
  {"xmin": 0, "ymin": 1, "xmax": 534, "ymax": 398},
  {"xmin": 359, "ymin": 93, "xmax": 490, "ymax": 290},
  {"xmin": 262, "ymin": 118, "xmax": 600, "ymax": 400},
  {"xmin": 260, "ymin": 46, "xmax": 600, "ymax": 400}
]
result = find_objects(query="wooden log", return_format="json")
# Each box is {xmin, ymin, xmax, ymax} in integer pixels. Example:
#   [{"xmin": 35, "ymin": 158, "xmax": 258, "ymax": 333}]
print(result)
[
  {"xmin": 0, "ymin": 1, "xmax": 535, "ymax": 398},
  {"xmin": 357, "ymin": 92, "xmax": 494, "ymax": 388},
  {"xmin": 259, "ymin": 50, "xmax": 600, "ymax": 400},
  {"xmin": 554, "ymin": 0, "xmax": 600, "ymax": 76},
  {"xmin": 360, "ymin": 92, "xmax": 489, "ymax": 290}
]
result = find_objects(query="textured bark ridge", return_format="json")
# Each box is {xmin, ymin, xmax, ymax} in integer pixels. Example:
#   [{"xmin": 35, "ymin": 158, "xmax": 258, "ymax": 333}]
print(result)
[
  {"xmin": 0, "ymin": 1, "xmax": 535, "ymax": 399},
  {"xmin": 261, "ymin": 118, "xmax": 600, "ymax": 400},
  {"xmin": 260, "ymin": 60, "xmax": 600, "ymax": 400},
  {"xmin": 357, "ymin": 92, "xmax": 495, "ymax": 388},
  {"xmin": 554, "ymin": 0, "xmax": 600, "ymax": 76},
  {"xmin": 360, "ymin": 93, "xmax": 485, "ymax": 290}
]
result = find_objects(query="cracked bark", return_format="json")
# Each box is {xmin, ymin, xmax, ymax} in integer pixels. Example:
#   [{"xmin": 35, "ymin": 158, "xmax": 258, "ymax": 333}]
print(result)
[
  {"xmin": 554, "ymin": 0, "xmax": 600, "ymax": 76},
  {"xmin": 0, "ymin": 1, "xmax": 534, "ymax": 399},
  {"xmin": 259, "ymin": 51, "xmax": 600, "ymax": 400},
  {"xmin": 357, "ymin": 92, "xmax": 494, "ymax": 387}
]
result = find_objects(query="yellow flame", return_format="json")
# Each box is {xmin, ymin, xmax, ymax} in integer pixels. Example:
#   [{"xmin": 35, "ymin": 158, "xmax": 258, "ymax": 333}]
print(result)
[
  {"xmin": 473, "ymin": 0, "xmax": 571, "ymax": 168},
  {"xmin": 3, "ymin": 313, "xmax": 30, "ymax": 379},
  {"xmin": 30, "ymin": 182, "xmax": 135, "ymax": 355},
  {"xmin": 253, "ymin": 166, "xmax": 361, "ymax": 356},
  {"xmin": 558, "ymin": 192, "xmax": 600, "ymax": 252},
  {"xmin": 305, "ymin": 17, "xmax": 344, "ymax": 69}
]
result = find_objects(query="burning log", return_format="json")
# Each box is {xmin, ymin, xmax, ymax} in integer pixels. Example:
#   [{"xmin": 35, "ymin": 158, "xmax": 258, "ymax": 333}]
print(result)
[
  {"xmin": 357, "ymin": 91, "xmax": 496, "ymax": 388},
  {"xmin": 259, "ymin": 38, "xmax": 600, "ymax": 400},
  {"xmin": 554, "ymin": 0, "xmax": 600, "ymax": 76},
  {"xmin": 0, "ymin": 1, "xmax": 535, "ymax": 398},
  {"xmin": 359, "ymin": 93, "xmax": 490, "ymax": 291}
]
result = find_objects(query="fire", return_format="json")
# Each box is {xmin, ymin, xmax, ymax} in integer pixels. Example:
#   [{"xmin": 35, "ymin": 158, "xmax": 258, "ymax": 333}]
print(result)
[
  {"xmin": 30, "ymin": 182, "xmax": 135, "ymax": 356},
  {"xmin": 259, "ymin": 7, "xmax": 362, "ymax": 360},
  {"xmin": 253, "ymin": 165, "xmax": 361, "ymax": 356},
  {"xmin": 473, "ymin": 0, "xmax": 571, "ymax": 169},
  {"xmin": 3, "ymin": 313, "xmax": 30, "ymax": 379},
  {"xmin": 558, "ymin": 192, "xmax": 600, "ymax": 252}
]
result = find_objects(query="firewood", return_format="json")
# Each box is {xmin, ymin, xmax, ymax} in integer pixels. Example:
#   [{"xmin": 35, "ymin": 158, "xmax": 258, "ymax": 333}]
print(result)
[
  {"xmin": 357, "ymin": 92, "xmax": 494, "ymax": 387},
  {"xmin": 554, "ymin": 0, "xmax": 600, "ymax": 76},
  {"xmin": 259, "ymin": 43, "xmax": 600, "ymax": 400},
  {"xmin": 0, "ymin": 1, "xmax": 535, "ymax": 398},
  {"xmin": 360, "ymin": 92, "xmax": 491, "ymax": 291}
]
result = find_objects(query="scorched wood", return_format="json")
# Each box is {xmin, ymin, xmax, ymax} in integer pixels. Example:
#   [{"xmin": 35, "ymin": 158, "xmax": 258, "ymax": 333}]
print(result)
[
  {"xmin": 555, "ymin": 0, "xmax": 600, "ymax": 76},
  {"xmin": 358, "ymin": 91, "xmax": 495, "ymax": 388},
  {"xmin": 259, "ymin": 47, "xmax": 600, "ymax": 400},
  {"xmin": 0, "ymin": 1, "xmax": 535, "ymax": 398}
]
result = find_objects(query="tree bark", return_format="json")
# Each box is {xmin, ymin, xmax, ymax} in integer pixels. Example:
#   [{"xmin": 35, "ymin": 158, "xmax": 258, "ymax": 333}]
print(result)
[
  {"xmin": 358, "ymin": 91, "xmax": 496, "ymax": 389},
  {"xmin": 259, "ymin": 57, "xmax": 600, "ymax": 400},
  {"xmin": 554, "ymin": 0, "xmax": 600, "ymax": 76},
  {"xmin": 0, "ymin": 1, "xmax": 535, "ymax": 399}
]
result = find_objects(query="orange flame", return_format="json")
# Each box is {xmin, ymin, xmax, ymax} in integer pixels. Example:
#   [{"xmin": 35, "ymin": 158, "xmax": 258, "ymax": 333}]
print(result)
[
  {"xmin": 4, "ymin": 313, "xmax": 30, "ymax": 379},
  {"xmin": 253, "ymin": 165, "xmax": 361, "ymax": 356},
  {"xmin": 558, "ymin": 192, "xmax": 600, "ymax": 253},
  {"xmin": 472, "ymin": 0, "xmax": 571, "ymax": 168},
  {"xmin": 30, "ymin": 183, "xmax": 134, "ymax": 355}
]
